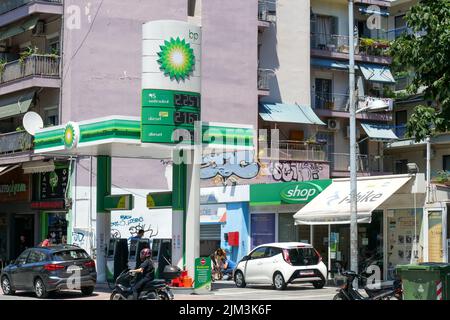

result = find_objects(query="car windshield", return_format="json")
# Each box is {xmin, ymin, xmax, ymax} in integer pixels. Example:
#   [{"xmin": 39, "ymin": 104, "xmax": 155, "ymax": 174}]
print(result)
[
  {"xmin": 288, "ymin": 247, "xmax": 320, "ymax": 266},
  {"xmin": 52, "ymin": 250, "xmax": 90, "ymax": 261}
]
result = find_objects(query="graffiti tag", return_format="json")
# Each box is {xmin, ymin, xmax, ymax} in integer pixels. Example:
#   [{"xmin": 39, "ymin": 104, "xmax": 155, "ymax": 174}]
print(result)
[
  {"xmin": 270, "ymin": 161, "xmax": 324, "ymax": 182},
  {"xmin": 201, "ymin": 151, "xmax": 259, "ymax": 183}
]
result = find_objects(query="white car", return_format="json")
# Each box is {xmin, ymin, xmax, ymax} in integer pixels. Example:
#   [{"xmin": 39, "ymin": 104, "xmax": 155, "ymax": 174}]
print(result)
[{"xmin": 234, "ymin": 242, "xmax": 328, "ymax": 290}]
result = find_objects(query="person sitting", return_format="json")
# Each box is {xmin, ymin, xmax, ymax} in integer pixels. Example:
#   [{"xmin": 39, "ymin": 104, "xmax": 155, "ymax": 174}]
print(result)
[
  {"xmin": 221, "ymin": 256, "xmax": 237, "ymax": 280},
  {"xmin": 129, "ymin": 248, "xmax": 155, "ymax": 300}
]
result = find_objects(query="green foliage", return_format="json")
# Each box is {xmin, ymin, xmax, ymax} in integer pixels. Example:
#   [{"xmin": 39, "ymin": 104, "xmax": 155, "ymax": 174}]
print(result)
[
  {"xmin": 434, "ymin": 170, "xmax": 450, "ymax": 185},
  {"xmin": 19, "ymin": 46, "xmax": 38, "ymax": 65},
  {"xmin": 391, "ymin": 0, "xmax": 450, "ymax": 142}
]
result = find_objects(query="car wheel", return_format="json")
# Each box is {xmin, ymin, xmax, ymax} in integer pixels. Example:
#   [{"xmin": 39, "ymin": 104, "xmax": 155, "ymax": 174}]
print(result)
[
  {"xmin": 312, "ymin": 280, "xmax": 325, "ymax": 289},
  {"xmin": 1, "ymin": 276, "xmax": 15, "ymax": 295},
  {"xmin": 234, "ymin": 271, "xmax": 246, "ymax": 288},
  {"xmin": 81, "ymin": 286, "xmax": 95, "ymax": 296},
  {"xmin": 34, "ymin": 278, "xmax": 48, "ymax": 299},
  {"xmin": 273, "ymin": 272, "xmax": 287, "ymax": 290}
]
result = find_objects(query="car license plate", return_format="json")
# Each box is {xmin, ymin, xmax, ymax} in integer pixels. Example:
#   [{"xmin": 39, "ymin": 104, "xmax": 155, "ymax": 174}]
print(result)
[{"xmin": 300, "ymin": 271, "xmax": 315, "ymax": 276}]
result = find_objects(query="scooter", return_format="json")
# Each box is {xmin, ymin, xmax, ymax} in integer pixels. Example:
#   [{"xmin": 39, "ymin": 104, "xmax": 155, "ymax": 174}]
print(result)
[
  {"xmin": 110, "ymin": 267, "xmax": 178, "ymax": 300},
  {"xmin": 333, "ymin": 271, "xmax": 402, "ymax": 300}
]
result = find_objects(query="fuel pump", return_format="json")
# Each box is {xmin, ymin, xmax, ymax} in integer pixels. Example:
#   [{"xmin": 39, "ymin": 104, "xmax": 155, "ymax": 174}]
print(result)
[{"xmin": 106, "ymin": 238, "xmax": 129, "ymax": 283}]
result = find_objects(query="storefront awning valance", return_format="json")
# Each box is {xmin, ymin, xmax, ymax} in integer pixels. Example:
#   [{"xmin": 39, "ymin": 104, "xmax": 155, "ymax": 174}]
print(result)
[
  {"xmin": 293, "ymin": 175, "xmax": 411, "ymax": 225},
  {"xmin": 0, "ymin": 17, "xmax": 39, "ymax": 42},
  {"xmin": 311, "ymin": 58, "xmax": 354, "ymax": 71},
  {"xmin": 359, "ymin": 63, "xmax": 395, "ymax": 84},
  {"xmin": 0, "ymin": 164, "xmax": 20, "ymax": 176},
  {"xmin": 361, "ymin": 122, "xmax": 398, "ymax": 141},
  {"xmin": 259, "ymin": 103, "xmax": 326, "ymax": 125},
  {"xmin": 22, "ymin": 160, "xmax": 55, "ymax": 174},
  {"xmin": 0, "ymin": 90, "xmax": 36, "ymax": 120}
]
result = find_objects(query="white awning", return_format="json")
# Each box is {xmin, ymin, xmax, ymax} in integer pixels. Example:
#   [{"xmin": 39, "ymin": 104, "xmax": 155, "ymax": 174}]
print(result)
[
  {"xmin": 294, "ymin": 175, "xmax": 411, "ymax": 225},
  {"xmin": 22, "ymin": 160, "xmax": 55, "ymax": 174}
]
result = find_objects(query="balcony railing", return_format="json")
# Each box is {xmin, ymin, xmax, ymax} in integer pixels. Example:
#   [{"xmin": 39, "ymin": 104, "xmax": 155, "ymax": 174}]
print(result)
[
  {"xmin": 0, "ymin": 131, "xmax": 33, "ymax": 155},
  {"xmin": 330, "ymin": 153, "xmax": 394, "ymax": 173},
  {"xmin": 258, "ymin": 68, "xmax": 275, "ymax": 91},
  {"xmin": 0, "ymin": 54, "xmax": 60, "ymax": 84},
  {"xmin": 311, "ymin": 33, "xmax": 390, "ymax": 57},
  {"xmin": 0, "ymin": 0, "xmax": 61, "ymax": 15},
  {"xmin": 395, "ymin": 76, "xmax": 413, "ymax": 91},
  {"xmin": 312, "ymin": 91, "xmax": 349, "ymax": 112},
  {"xmin": 258, "ymin": 0, "xmax": 276, "ymax": 23},
  {"xmin": 260, "ymin": 140, "xmax": 327, "ymax": 162}
]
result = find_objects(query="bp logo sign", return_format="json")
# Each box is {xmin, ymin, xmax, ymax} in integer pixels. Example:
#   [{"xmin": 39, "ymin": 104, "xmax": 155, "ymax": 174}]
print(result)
[
  {"xmin": 63, "ymin": 122, "xmax": 79, "ymax": 149},
  {"xmin": 157, "ymin": 37, "xmax": 195, "ymax": 81},
  {"xmin": 280, "ymin": 182, "xmax": 326, "ymax": 204}
]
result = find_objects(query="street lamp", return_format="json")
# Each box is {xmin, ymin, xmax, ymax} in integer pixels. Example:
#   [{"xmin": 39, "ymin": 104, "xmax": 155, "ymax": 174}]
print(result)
[{"xmin": 348, "ymin": 0, "xmax": 358, "ymax": 278}]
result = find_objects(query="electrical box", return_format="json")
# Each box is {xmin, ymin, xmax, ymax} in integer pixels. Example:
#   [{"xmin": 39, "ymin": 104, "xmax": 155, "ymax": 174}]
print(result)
[{"xmin": 228, "ymin": 232, "xmax": 239, "ymax": 247}]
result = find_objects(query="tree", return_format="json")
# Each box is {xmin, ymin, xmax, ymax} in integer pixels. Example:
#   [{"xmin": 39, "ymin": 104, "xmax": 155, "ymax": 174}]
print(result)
[{"xmin": 390, "ymin": 0, "xmax": 450, "ymax": 142}]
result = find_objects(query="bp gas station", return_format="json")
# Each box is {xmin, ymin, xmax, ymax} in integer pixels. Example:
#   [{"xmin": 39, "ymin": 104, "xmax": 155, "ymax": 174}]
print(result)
[{"xmin": 32, "ymin": 20, "xmax": 254, "ymax": 290}]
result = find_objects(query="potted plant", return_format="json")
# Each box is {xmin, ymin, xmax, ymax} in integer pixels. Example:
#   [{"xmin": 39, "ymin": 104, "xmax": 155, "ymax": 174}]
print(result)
[
  {"xmin": 0, "ymin": 58, "xmax": 7, "ymax": 82},
  {"xmin": 433, "ymin": 171, "xmax": 450, "ymax": 187}
]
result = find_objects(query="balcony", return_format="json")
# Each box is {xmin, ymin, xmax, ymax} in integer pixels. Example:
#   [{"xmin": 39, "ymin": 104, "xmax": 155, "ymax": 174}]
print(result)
[
  {"xmin": 258, "ymin": 68, "xmax": 274, "ymax": 96},
  {"xmin": 258, "ymin": 0, "xmax": 276, "ymax": 30},
  {"xmin": 310, "ymin": 33, "xmax": 391, "ymax": 65},
  {"xmin": 260, "ymin": 140, "xmax": 327, "ymax": 162},
  {"xmin": 311, "ymin": 91, "xmax": 392, "ymax": 122},
  {"xmin": 0, "ymin": 0, "xmax": 62, "ymax": 27},
  {"xmin": 330, "ymin": 153, "xmax": 393, "ymax": 177},
  {"xmin": 0, "ymin": 130, "xmax": 33, "ymax": 155},
  {"xmin": 0, "ymin": 54, "xmax": 61, "ymax": 95}
]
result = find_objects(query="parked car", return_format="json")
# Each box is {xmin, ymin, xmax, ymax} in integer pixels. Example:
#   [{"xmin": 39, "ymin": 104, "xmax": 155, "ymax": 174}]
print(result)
[
  {"xmin": 234, "ymin": 242, "xmax": 327, "ymax": 290},
  {"xmin": 1, "ymin": 245, "xmax": 97, "ymax": 298}
]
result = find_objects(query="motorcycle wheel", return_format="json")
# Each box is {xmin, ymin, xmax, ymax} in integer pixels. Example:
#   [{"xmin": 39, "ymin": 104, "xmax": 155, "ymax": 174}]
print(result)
[
  {"xmin": 110, "ymin": 290, "xmax": 125, "ymax": 300},
  {"xmin": 333, "ymin": 292, "xmax": 346, "ymax": 300}
]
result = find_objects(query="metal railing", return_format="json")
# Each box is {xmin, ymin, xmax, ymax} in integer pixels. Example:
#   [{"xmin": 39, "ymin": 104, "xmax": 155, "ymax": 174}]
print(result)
[
  {"xmin": 311, "ymin": 32, "xmax": 391, "ymax": 57},
  {"xmin": 258, "ymin": 68, "xmax": 275, "ymax": 91},
  {"xmin": 0, "ymin": 0, "xmax": 61, "ymax": 15},
  {"xmin": 312, "ymin": 91, "xmax": 349, "ymax": 112},
  {"xmin": 260, "ymin": 140, "xmax": 327, "ymax": 162},
  {"xmin": 395, "ymin": 76, "xmax": 413, "ymax": 91},
  {"xmin": 258, "ymin": 0, "xmax": 276, "ymax": 22},
  {"xmin": 0, "ymin": 54, "xmax": 60, "ymax": 84},
  {"xmin": 330, "ymin": 153, "xmax": 394, "ymax": 173},
  {"xmin": 0, "ymin": 131, "xmax": 33, "ymax": 154}
]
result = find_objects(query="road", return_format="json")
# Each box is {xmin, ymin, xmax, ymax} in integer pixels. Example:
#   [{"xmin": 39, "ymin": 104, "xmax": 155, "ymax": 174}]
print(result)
[{"xmin": 0, "ymin": 281, "xmax": 337, "ymax": 300}]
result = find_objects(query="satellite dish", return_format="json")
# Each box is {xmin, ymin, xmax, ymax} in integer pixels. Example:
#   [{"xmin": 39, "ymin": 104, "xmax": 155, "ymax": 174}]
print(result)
[{"xmin": 23, "ymin": 111, "xmax": 44, "ymax": 136}]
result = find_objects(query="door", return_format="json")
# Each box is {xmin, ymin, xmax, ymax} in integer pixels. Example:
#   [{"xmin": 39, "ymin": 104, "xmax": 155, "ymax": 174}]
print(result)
[
  {"xmin": 428, "ymin": 210, "xmax": 444, "ymax": 262},
  {"xmin": 262, "ymin": 246, "xmax": 283, "ymax": 282},
  {"xmin": 395, "ymin": 110, "xmax": 407, "ymax": 138},
  {"xmin": 250, "ymin": 214, "xmax": 275, "ymax": 249},
  {"xmin": 244, "ymin": 246, "xmax": 268, "ymax": 283},
  {"xmin": 315, "ymin": 78, "xmax": 332, "ymax": 109},
  {"xmin": 316, "ymin": 132, "xmax": 334, "ymax": 170},
  {"xmin": 9, "ymin": 249, "xmax": 31, "ymax": 289},
  {"xmin": 24, "ymin": 249, "xmax": 48, "ymax": 290},
  {"xmin": 13, "ymin": 214, "xmax": 34, "ymax": 259}
]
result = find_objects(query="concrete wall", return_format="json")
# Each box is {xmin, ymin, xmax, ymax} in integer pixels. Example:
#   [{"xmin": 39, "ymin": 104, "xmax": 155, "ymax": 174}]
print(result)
[
  {"xmin": 200, "ymin": 0, "xmax": 258, "ymax": 128},
  {"xmin": 259, "ymin": 0, "xmax": 311, "ymax": 106}
]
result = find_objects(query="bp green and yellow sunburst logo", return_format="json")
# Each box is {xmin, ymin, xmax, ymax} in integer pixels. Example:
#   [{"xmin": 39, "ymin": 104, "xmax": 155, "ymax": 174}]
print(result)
[
  {"xmin": 64, "ymin": 122, "xmax": 79, "ymax": 149},
  {"xmin": 157, "ymin": 37, "xmax": 195, "ymax": 81}
]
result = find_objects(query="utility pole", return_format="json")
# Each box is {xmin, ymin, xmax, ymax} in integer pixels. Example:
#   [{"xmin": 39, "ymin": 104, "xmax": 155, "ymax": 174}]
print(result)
[{"xmin": 348, "ymin": 0, "xmax": 358, "ymax": 276}]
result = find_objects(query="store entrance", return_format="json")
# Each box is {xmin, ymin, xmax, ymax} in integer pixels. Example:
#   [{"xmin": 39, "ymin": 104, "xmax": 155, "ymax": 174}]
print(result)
[
  {"xmin": 13, "ymin": 214, "xmax": 34, "ymax": 259},
  {"xmin": 45, "ymin": 212, "xmax": 68, "ymax": 245}
]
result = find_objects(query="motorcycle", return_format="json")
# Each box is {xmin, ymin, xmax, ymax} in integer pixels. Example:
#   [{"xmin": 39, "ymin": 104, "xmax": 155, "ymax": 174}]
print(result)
[
  {"xmin": 110, "ymin": 265, "xmax": 180, "ymax": 300},
  {"xmin": 333, "ymin": 271, "xmax": 402, "ymax": 300}
]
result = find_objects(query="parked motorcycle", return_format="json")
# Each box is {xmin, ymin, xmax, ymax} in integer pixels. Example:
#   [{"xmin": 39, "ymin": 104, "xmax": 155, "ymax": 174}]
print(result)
[
  {"xmin": 333, "ymin": 271, "xmax": 402, "ymax": 300},
  {"xmin": 110, "ymin": 265, "xmax": 180, "ymax": 300}
]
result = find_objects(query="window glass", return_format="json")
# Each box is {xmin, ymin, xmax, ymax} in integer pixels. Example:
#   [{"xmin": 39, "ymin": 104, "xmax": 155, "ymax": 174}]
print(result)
[
  {"xmin": 267, "ymin": 247, "xmax": 282, "ymax": 257},
  {"xmin": 288, "ymin": 248, "xmax": 320, "ymax": 266},
  {"xmin": 250, "ymin": 247, "xmax": 267, "ymax": 259},
  {"xmin": 443, "ymin": 155, "xmax": 450, "ymax": 172},
  {"xmin": 27, "ymin": 250, "xmax": 47, "ymax": 263},
  {"xmin": 52, "ymin": 250, "xmax": 89, "ymax": 261},
  {"xmin": 16, "ymin": 250, "xmax": 30, "ymax": 265}
]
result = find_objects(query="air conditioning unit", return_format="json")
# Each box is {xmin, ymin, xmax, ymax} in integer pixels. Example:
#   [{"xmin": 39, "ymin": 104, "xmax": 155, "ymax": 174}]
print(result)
[
  {"xmin": 346, "ymin": 126, "xmax": 361, "ymax": 139},
  {"xmin": 32, "ymin": 21, "xmax": 45, "ymax": 36},
  {"xmin": 328, "ymin": 119, "xmax": 340, "ymax": 131}
]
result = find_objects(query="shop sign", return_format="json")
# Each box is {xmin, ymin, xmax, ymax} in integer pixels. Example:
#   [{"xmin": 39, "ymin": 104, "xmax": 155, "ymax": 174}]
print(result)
[
  {"xmin": 31, "ymin": 201, "xmax": 65, "ymax": 209},
  {"xmin": 40, "ymin": 168, "xmax": 68, "ymax": 200},
  {"xmin": 0, "ymin": 181, "xmax": 26, "ymax": 195},
  {"xmin": 194, "ymin": 257, "xmax": 211, "ymax": 293},
  {"xmin": 0, "ymin": 169, "xmax": 30, "ymax": 203},
  {"xmin": 250, "ymin": 180, "xmax": 332, "ymax": 206}
]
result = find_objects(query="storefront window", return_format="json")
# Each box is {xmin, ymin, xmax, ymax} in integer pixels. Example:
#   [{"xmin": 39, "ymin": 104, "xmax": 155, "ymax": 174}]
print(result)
[
  {"xmin": 278, "ymin": 213, "xmax": 297, "ymax": 242},
  {"xmin": 47, "ymin": 212, "xmax": 68, "ymax": 245},
  {"xmin": 387, "ymin": 208, "xmax": 423, "ymax": 280},
  {"xmin": 313, "ymin": 225, "xmax": 328, "ymax": 267},
  {"xmin": 251, "ymin": 214, "xmax": 275, "ymax": 249}
]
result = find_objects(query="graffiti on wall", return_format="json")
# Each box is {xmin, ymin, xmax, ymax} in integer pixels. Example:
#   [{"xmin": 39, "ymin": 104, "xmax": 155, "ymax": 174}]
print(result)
[
  {"xmin": 270, "ymin": 161, "xmax": 326, "ymax": 182},
  {"xmin": 110, "ymin": 215, "xmax": 159, "ymax": 239},
  {"xmin": 201, "ymin": 151, "xmax": 260, "ymax": 185}
]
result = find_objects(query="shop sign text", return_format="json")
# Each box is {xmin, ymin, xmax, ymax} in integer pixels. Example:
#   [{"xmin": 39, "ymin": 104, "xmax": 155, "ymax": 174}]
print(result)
[{"xmin": 0, "ymin": 181, "xmax": 26, "ymax": 196}]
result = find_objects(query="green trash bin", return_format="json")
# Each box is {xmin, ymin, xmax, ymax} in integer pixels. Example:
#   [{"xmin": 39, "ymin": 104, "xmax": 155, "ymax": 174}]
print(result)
[{"xmin": 396, "ymin": 263, "xmax": 450, "ymax": 300}]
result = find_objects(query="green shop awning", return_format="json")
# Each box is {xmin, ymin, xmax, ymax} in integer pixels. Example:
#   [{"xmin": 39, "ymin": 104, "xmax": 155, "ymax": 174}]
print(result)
[
  {"xmin": 311, "ymin": 58, "xmax": 358, "ymax": 71},
  {"xmin": 250, "ymin": 180, "xmax": 332, "ymax": 206},
  {"xmin": 361, "ymin": 122, "xmax": 398, "ymax": 141},
  {"xmin": 0, "ymin": 17, "xmax": 39, "ymax": 42},
  {"xmin": 359, "ymin": 63, "xmax": 395, "ymax": 84},
  {"xmin": 259, "ymin": 103, "xmax": 325, "ymax": 125},
  {"xmin": 0, "ymin": 90, "xmax": 36, "ymax": 119}
]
